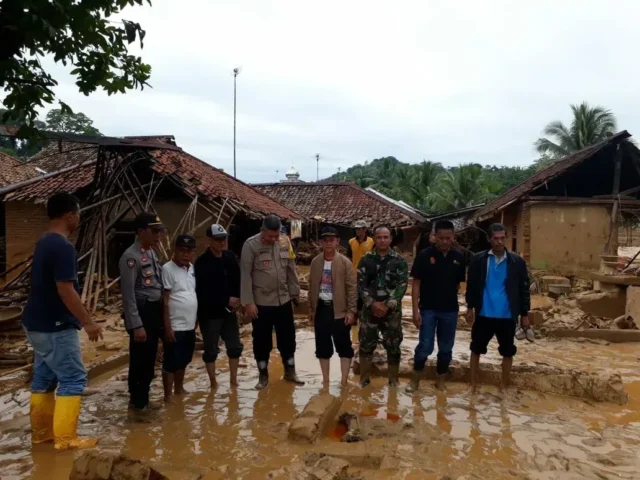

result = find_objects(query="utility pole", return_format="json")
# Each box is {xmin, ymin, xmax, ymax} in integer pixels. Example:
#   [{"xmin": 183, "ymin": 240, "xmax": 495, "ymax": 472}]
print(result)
[
  {"xmin": 315, "ymin": 153, "xmax": 320, "ymax": 181},
  {"xmin": 233, "ymin": 67, "xmax": 242, "ymax": 178}
]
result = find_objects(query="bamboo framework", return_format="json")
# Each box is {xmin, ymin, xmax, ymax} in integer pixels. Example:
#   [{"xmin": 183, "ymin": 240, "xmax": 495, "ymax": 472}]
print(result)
[{"xmin": 0, "ymin": 144, "xmax": 238, "ymax": 311}]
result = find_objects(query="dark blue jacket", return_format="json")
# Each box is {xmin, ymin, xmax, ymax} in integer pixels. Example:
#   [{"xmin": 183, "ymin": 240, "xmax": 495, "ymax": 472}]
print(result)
[{"xmin": 465, "ymin": 250, "xmax": 530, "ymax": 320}]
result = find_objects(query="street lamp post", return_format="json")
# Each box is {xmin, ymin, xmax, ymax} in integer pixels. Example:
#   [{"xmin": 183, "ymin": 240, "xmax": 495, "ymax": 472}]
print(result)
[{"xmin": 233, "ymin": 67, "xmax": 241, "ymax": 178}]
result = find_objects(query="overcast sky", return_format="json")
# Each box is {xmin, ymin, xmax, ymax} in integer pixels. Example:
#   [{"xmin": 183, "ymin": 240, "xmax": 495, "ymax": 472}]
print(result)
[{"xmin": 42, "ymin": 0, "xmax": 640, "ymax": 183}]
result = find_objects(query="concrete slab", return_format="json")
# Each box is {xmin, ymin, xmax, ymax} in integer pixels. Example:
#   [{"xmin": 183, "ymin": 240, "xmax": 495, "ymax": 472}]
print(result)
[
  {"xmin": 589, "ymin": 272, "xmax": 640, "ymax": 286},
  {"xmin": 626, "ymin": 286, "xmax": 640, "ymax": 319},
  {"xmin": 288, "ymin": 394, "xmax": 341, "ymax": 443},
  {"xmin": 541, "ymin": 276, "xmax": 571, "ymax": 291},
  {"xmin": 576, "ymin": 291, "xmax": 626, "ymax": 319}
]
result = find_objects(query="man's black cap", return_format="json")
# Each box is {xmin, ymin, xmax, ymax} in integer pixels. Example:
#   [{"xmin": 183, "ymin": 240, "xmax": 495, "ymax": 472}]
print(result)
[
  {"xmin": 135, "ymin": 212, "xmax": 166, "ymax": 231},
  {"xmin": 320, "ymin": 226, "xmax": 338, "ymax": 238},
  {"xmin": 175, "ymin": 234, "xmax": 196, "ymax": 248}
]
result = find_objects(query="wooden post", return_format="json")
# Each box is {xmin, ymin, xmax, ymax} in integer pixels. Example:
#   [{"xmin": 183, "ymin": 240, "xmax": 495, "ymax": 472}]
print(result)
[
  {"xmin": 605, "ymin": 145, "xmax": 623, "ymax": 254},
  {"xmin": 103, "ymin": 208, "xmax": 109, "ymax": 305}
]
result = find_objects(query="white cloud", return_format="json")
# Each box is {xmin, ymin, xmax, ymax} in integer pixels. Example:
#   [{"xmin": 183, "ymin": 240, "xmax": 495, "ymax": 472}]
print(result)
[{"xmin": 27, "ymin": 0, "xmax": 640, "ymax": 182}]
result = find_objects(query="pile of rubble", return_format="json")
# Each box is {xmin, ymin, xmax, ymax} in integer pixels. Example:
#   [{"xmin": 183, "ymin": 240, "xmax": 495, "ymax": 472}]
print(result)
[{"xmin": 527, "ymin": 275, "xmax": 639, "ymax": 334}]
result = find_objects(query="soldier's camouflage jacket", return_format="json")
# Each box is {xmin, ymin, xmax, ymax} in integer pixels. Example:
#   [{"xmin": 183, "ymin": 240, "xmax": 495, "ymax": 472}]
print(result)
[{"xmin": 357, "ymin": 248, "xmax": 409, "ymax": 312}]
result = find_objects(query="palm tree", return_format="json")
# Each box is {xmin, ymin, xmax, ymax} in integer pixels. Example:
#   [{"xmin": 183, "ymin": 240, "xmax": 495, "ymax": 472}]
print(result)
[
  {"xmin": 403, "ymin": 160, "xmax": 442, "ymax": 212},
  {"xmin": 371, "ymin": 157, "xmax": 397, "ymax": 193},
  {"xmin": 349, "ymin": 167, "xmax": 375, "ymax": 188},
  {"xmin": 432, "ymin": 163, "xmax": 491, "ymax": 212},
  {"xmin": 534, "ymin": 102, "xmax": 617, "ymax": 160}
]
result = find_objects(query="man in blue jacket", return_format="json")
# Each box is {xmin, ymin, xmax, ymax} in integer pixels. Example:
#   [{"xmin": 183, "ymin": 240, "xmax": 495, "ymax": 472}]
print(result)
[{"xmin": 465, "ymin": 223, "xmax": 530, "ymax": 392}]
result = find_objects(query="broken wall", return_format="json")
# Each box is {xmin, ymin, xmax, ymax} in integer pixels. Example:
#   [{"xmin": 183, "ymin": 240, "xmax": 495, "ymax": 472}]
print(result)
[
  {"xmin": 528, "ymin": 202, "xmax": 610, "ymax": 274},
  {"xmin": 5, "ymin": 201, "xmax": 49, "ymax": 282}
]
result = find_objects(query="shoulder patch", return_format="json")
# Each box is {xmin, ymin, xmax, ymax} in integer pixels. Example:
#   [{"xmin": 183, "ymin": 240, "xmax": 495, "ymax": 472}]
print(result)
[{"xmin": 127, "ymin": 259, "xmax": 136, "ymax": 269}]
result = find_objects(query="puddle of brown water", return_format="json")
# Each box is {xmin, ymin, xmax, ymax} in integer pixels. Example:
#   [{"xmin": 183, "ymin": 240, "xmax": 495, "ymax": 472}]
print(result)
[{"xmin": 1, "ymin": 327, "xmax": 640, "ymax": 479}]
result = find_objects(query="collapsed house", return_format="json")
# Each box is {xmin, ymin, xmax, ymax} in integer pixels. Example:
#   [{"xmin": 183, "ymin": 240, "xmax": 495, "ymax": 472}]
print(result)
[
  {"xmin": 0, "ymin": 129, "xmax": 300, "ymax": 311},
  {"xmin": 253, "ymin": 181, "xmax": 429, "ymax": 249},
  {"xmin": 470, "ymin": 131, "xmax": 640, "ymax": 274}
]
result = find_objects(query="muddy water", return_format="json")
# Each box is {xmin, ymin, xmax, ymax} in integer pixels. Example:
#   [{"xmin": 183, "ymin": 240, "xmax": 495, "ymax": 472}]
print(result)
[{"xmin": 1, "ymin": 327, "xmax": 639, "ymax": 479}]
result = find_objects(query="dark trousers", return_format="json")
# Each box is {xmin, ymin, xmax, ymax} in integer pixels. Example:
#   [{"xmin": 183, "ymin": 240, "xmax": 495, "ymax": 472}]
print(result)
[
  {"xmin": 200, "ymin": 311, "xmax": 244, "ymax": 363},
  {"xmin": 314, "ymin": 301, "xmax": 354, "ymax": 359},
  {"xmin": 470, "ymin": 315, "xmax": 517, "ymax": 358},
  {"xmin": 252, "ymin": 301, "xmax": 296, "ymax": 365},
  {"xmin": 128, "ymin": 300, "xmax": 162, "ymax": 409}
]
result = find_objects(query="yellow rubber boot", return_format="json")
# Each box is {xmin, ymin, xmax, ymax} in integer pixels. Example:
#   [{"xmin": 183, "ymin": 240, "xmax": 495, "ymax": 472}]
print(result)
[
  {"xmin": 30, "ymin": 392, "xmax": 55, "ymax": 444},
  {"xmin": 53, "ymin": 396, "xmax": 98, "ymax": 451}
]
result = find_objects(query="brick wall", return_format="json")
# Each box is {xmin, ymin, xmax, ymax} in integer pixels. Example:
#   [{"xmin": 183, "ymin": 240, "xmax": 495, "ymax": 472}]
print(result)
[{"xmin": 5, "ymin": 201, "xmax": 49, "ymax": 281}]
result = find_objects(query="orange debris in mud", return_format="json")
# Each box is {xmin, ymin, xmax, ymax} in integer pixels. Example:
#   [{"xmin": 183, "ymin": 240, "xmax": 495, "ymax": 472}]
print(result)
[{"xmin": 328, "ymin": 422, "xmax": 348, "ymax": 441}]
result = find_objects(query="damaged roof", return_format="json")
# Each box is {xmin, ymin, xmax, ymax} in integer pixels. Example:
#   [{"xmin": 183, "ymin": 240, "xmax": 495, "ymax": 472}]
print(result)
[
  {"xmin": 253, "ymin": 182, "xmax": 428, "ymax": 227},
  {"xmin": 0, "ymin": 151, "xmax": 40, "ymax": 187},
  {"xmin": 473, "ymin": 131, "xmax": 632, "ymax": 221},
  {"xmin": 148, "ymin": 150, "xmax": 300, "ymax": 219},
  {"xmin": 2, "ymin": 139, "xmax": 300, "ymax": 220},
  {"xmin": 429, "ymin": 203, "xmax": 485, "ymax": 231}
]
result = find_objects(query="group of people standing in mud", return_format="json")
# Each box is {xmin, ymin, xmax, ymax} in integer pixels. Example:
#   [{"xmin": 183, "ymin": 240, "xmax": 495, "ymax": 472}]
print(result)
[{"xmin": 21, "ymin": 191, "xmax": 531, "ymax": 451}]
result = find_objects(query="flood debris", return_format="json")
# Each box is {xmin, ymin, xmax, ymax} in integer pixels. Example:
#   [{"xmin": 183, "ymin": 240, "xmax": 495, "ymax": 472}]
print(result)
[
  {"xmin": 70, "ymin": 451, "xmax": 168, "ymax": 480},
  {"xmin": 614, "ymin": 314, "xmax": 638, "ymax": 329},
  {"xmin": 337, "ymin": 412, "xmax": 362, "ymax": 443},
  {"xmin": 288, "ymin": 394, "xmax": 341, "ymax": 443}
]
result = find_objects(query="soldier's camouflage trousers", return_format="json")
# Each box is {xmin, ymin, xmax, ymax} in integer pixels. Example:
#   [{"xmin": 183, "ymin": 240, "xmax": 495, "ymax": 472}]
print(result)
[{"xmin": 358, "ymin": 309, "xmax": 403, "ymax": 365}]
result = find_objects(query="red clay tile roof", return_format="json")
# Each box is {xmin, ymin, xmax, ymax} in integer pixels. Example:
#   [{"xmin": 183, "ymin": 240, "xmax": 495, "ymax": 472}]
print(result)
[
  {"xmin": 474, "ymin": 131, "xmax": 632, "ymax": 221},
  {"xmin": 4, "ymin": 164, "xmax": 95, "ymax": 202},
  {"xmin": 0, "ymin": 151, "xmax": 40, "ymax": 187},
  {"xmin": 25, "ymin": 141, "xmax": 98, "ymax": 173},
  {"xmin": 149, "ymin": 150, "xmax": 300, "ymax": 219},
  {"xmin": 254, "ymin": 182, "xmax": 428, "ymax": 227},
  {"xmin": 4, "ymin": 140, "xmax": 300, "ymax": 219}
]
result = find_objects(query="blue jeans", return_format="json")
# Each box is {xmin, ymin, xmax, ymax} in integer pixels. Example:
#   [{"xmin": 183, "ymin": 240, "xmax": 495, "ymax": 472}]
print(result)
[
  {"xmin": 25, "ymin": 328, "xmax": 87, "ymax": 396},
  {"xmin": 413, "ymin": 310, "xmax": 458, "ymax": 374}
]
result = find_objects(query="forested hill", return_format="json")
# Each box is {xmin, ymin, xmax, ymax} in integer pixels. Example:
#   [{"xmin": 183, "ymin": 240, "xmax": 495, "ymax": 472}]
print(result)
[{"xmin": 325, "ymin": 156, "xmax": 536, "ymax": 214}]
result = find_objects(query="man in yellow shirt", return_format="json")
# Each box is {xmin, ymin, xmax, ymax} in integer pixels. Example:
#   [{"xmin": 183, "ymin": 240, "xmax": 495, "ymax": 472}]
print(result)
[
  {"xmin": 347, "ymin": 220, "xmax": 374, "ymax": 271},
  {"xmin": 347, "ymin": 220, "xmax": 374, "ymax": 317}
]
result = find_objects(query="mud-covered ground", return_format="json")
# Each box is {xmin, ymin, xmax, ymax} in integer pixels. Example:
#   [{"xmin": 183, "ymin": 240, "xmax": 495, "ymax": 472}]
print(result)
[{"xmin": 1, "ymin": 324, "xmax": 639, "ymax": 479}]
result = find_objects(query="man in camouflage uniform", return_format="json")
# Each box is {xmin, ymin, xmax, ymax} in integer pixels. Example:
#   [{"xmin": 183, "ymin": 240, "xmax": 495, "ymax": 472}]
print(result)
[{"xmin": 357, "ymin": 225, "xmax": 409, "ymax": 388}]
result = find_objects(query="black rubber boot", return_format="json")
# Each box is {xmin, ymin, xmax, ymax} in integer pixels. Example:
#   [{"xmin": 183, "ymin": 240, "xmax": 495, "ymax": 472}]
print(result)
[
  {"xmin": 255, "ymin": 369, "xmax": 269, "ymax": 390},
  {"xmin": 405, "ymin": 370, "xmax": 422, "ymax": 393},
  {"xmin": 388, "ymin": 364, "xmax": 400, "ymax": 388},
  {"xmin": 359, "ymin": 357, "xmax": 372, "ymax": 388},
  {"xmin": 283, "ymin": 366, "xmax": 305, "ymax": 385}
]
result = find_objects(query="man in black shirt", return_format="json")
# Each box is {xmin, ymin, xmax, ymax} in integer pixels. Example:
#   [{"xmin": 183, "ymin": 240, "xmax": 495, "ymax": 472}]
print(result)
[
  {"xmin": 194, "ymin": 224, "xmax": 243, "ymax": 388},
  {"xmin": 406, "ymin": 220, "xmax": 465, "ymax": 393}
]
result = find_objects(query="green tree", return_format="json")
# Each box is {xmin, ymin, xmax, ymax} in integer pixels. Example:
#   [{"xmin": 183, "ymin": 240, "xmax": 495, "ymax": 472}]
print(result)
[
  {"xmin": 1, "ymin": 0, "xmax": 151, "ymax": 133},
  {"xmin": 371, "ymin": 157, "xmax": 399, "ymax": 193},
  {"xmin": 432, "ymin": 163, "xmax": 492, "ymax": 212},
  {"xmin": 402, "ymin": 160, "xmax": 443, "ymax": 212},
  {"xmin": 0, "ymin": 109, "xmax": 46, "ymax": 158},
  {"xmin": 45, "ymin": 109, "xmax": 102, "ymax": 136},
  {"xmin": 534, "ymin": 102, "xmax": 618, "ymax": 160}
]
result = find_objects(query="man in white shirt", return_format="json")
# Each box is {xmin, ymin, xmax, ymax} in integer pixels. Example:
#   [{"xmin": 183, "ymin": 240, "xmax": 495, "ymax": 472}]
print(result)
[
  {"xmin": 162, "ymin": 234, "xmax": 198, "ymax": 401},
  {"xmin": 309, "ymin": 227, "xmax": 357, "ymax": 386}
]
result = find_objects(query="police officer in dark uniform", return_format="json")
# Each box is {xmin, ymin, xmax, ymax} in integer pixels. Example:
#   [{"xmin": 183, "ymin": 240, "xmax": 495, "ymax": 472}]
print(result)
[{"xmin": 119, "ymin": 212, "xmax": 166, "ymax": 411}]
